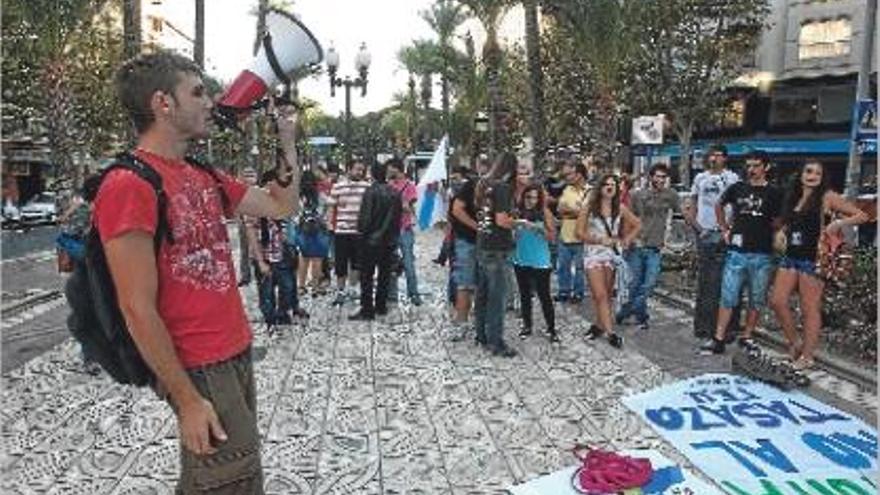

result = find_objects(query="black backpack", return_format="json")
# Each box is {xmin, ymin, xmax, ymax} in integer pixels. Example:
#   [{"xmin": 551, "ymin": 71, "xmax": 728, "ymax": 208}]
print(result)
[
  {"xmin": 297, "ymin": 206, "xmax": 324, "ymax": 236},
  {"xmin": 68, "ymin": 151, "xmax": 228, "ymax": 387}
]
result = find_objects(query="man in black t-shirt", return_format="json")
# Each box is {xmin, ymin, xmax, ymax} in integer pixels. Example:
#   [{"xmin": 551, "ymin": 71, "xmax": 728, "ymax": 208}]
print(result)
[
  {"xmin": 449, "ymin": 174, "xmax": 479, "ymax": 340},
  {"xmin": 701, "ymin": 152, "xmax": 781, "ymax": 355}
]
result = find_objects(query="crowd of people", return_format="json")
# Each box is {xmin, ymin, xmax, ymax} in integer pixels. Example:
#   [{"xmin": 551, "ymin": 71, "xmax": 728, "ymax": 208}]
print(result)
[{"xmin": 56, "ymin": 50, "xmax": 869, "ymax": 493}]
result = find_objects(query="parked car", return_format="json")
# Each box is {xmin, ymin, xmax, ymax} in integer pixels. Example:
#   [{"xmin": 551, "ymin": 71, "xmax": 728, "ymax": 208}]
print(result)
[
  {"xmin": 2, "ymin": 200, "xmax": 21, "ymax": 229},
  {"xmin": 20, "ymin": 192, "xmax": 58, "ymax": 225}
]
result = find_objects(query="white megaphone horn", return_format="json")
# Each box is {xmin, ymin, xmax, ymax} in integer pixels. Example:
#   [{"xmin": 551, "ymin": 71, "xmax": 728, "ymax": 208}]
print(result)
[{"xmin": 214, "ymin": 9, "xmax": 322, "ymax": 130}]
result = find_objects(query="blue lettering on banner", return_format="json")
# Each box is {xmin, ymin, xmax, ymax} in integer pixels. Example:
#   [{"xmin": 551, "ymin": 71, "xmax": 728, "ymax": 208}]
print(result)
[
  {"xmin": 682, "ymin": 407, "xmax": 730, "ymax": 430},
  {"xmin": 732, "ymin": 403, "xmax": 782, "ymax": 428},
  {"xmin": 700, "ymin": 404, "xmax": 745, "ymax": 428},
  {"xmin": 646, "ymin": 407, "xmax": 685, "ymax": 430},
  {"xmin": 787, "ymin": 400, "xmax": 850, "ymax": 425},
  {"xmin": 686, "ymin": 387, "xmax": 762, "ymax": 404},
  {"xmin": 762, "ymin": 401, "xmax": 803, "ymax": 426},
  {"xmin": 692, "ymin": 439, "xmax": 798, "ymax": 477},
  {"xmin": 802, "ymin": 431, "xmax": 877, "ymax": 469}
]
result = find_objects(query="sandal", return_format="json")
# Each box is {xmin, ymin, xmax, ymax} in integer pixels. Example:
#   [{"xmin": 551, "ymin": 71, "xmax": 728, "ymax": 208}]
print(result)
[{"xmin": 792, "ymin": 356, "xmax": 815, "ymax": 371}]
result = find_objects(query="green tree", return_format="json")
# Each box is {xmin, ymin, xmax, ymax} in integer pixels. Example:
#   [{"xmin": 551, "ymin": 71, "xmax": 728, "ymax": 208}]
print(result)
[
  {"xmin": 628, "ymin": 0, "xmax": 769, "ymax": 184},
  {"xmin": 398, "ymin": 39, "xmax": 443, "ymax": 148},
  {"xmin": 457, "ymin": 0, "xmax": 514, "ymax": 156},
  {"xmin": 421, "ymin": 0, "xmax": 469, "ymax": 143}
]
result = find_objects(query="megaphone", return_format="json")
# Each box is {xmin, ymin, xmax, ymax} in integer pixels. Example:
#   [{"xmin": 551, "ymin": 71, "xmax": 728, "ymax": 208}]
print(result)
[{"xmin": 214, "ymin": 9, "xmax": 322, "ymax": 131}]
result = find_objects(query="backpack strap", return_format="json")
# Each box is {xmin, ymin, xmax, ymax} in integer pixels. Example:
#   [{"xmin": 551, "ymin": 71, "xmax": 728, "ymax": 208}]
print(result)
[{"xmin": 103, "ymin": 152, "xmax": 174, "ymax": 253}]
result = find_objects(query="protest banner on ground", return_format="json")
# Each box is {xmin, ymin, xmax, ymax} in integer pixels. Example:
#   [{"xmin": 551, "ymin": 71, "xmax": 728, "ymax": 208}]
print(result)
[{"xmin": 623, "ymin": 373, "xmax": 878, "ymax": 494}]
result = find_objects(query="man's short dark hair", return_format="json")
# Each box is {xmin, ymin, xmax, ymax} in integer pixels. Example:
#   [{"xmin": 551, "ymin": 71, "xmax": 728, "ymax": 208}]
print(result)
[
  {"xmin": 346, "ymin": 159, "xmax": 364, "ymax": 172},
  {"xmin": 371, "ymin": 162, "xmax": 388, "ymax": 183},
  {"xmin": 649, "ymin": 163, "xmax": 670, "ymax": 177},
  {"xmin": 386, "ymin": 158, "xmax": 405, "ymax": 173},
  {"xmin": 115, "ymin": 50, "xmax": 203, "ymax": 134},
  {"xmin": 744, "ymin": 150, "xmax": 770, "ymax": 165},
  {"xmin": 452, "ymin": 165, "xmax": 471, "ymax": 177},
  {"xmin": 708, "ymin": 143, "xmax": 728, "ymax": 156}
]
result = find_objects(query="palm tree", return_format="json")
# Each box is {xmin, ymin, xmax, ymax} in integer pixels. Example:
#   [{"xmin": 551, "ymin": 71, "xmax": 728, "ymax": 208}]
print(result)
[
  {"xmin": 523, "ymin": 0, "xmax": 546, "ymax": 172},
  {"xmin": 122, "ymin": 0, "xmax": 141, "ymax": 60},
  {"xmin": 398, "ymin": 40, "xmax": 443, "ymax": 149},
  {"xmin": 194, "ymin": 0, "xmax": 204, "ymax": 68},
  {"xmin": 421, "ymin": 0, "xmax": 469, "ymax": 142},
  {"xmin": 457, "ymin": 0, "xmax": 513, "ymax": 156}
]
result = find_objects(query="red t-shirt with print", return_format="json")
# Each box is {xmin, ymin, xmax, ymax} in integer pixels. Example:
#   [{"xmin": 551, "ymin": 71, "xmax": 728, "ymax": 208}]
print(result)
[{"xmin": 93, "ymin": 149, "xmax": 250, "ymax": 369}]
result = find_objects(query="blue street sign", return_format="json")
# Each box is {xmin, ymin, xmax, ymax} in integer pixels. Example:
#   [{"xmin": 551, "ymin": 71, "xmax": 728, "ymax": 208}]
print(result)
[{"xmin": 853, "ymin": 99, "xmax": 877, "ymax": 142}]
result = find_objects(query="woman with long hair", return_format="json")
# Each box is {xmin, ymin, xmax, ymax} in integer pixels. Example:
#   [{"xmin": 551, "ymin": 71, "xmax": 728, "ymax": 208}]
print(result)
[
  {"xmin": 512, "ymin": 183, "xmax": 558, "ymax": 342},
  {"xmin": 769, "ymin": 160, "xmax": 867, "ymax": 369},
  {"xmin": 473, "ymin": 151, "xmax": 519, "ymax": 357},
  {"xmin": 577, "ymin": 174, "xmax": 641, "ymax": 348}
]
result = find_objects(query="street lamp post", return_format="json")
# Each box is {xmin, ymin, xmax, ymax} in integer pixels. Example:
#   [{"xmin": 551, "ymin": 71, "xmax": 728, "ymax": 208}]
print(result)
[{"xmin": 326, "ymin": 43, "xmax": 371, "ymax": 165}]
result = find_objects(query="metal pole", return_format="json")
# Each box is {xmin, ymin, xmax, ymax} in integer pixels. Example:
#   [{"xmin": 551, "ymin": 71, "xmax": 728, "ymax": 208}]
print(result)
[
  {"xmin": 344, "ymin": 81, "xmax": 352, "ymax": 165},
  {"xmin": 845, "ymin": 0, "xmax": 877, "ymax": 199}
]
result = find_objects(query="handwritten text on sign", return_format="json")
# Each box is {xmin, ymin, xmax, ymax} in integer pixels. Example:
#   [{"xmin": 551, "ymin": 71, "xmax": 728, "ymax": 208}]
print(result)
[{"xmin": 622, "ymin": 374, "xmax": 877, "ymax": 494}]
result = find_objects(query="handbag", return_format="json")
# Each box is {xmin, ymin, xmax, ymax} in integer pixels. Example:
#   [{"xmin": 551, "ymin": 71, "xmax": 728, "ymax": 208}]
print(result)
[
  {"xmin": 816, "ymin": 213, "xmax": 853, "ymax": 285},
  {"xmin": 570, "ymin": 445, "xmax": 653, "ymax": 494},
  {"xmin": 56, "ymin": 248, "xmax": 74, "ymax": 273}
]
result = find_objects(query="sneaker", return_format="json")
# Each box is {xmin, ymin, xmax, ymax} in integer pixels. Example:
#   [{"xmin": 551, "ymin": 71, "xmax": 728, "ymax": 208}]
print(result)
[
  {"xmin": 607, "ymin": 333, "xmax": 624, "ymax": 349},
  {"xmin": 519, "ymin": 327, "xmax": 533, "ymax": 339},
  {"xmin": 491, "ymin": 346, "xmax": 518, "ymax": 358},
  {"xmin": 570, "ymin": 295, "xmax": 584, "ymax": 305},
  {"xmin": 348, "ymin": 311, "xmax": 374, "ymax": 321},
  {"xmin": 450, "ymin": 322, "xmax": 468, "ymax": 342},
  {"xmin": 554, "ymin": 294, "xmax": 569, "ymax": 303},
  {"xmin": 83, "ymin": 360, "xmax": 102, "ymax": 376},
  {"xmin": 587, "ymin": 324, "xmax": 603, "ymax": 340},
  {"xmin": 547, "ymin": 331, "xmax": 561, "ymax": 344},
  {"xmin": 737, "ymin": 337, "xmax": 759, "ymax": 353},
  {"xmin": 699, "ymin": 338, "xmax": 726, "ymax": 355},
  {"xmin": 292, "ymin": 308, "xmax": 310, "ymax": 319},
  {"xmin": 331, "ymin": 292, "xmax": 346, "ymax": 306},
  {"xmin": 410, "ymin": 296, "xmax": 423, "ymax": 307},
  {"xmin": 637, "ymin": 320, "xmax": 650, "ymax": 331}
]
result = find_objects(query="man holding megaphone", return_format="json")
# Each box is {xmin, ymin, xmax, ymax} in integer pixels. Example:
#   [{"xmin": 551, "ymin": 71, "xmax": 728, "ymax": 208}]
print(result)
[{"xmin": 93, "ymin": 50, "xmax": 302, "ymax": 493}]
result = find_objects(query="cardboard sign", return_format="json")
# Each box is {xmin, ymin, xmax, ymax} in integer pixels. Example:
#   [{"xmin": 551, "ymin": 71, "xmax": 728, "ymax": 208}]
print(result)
[{"xmin": 623, "ymin": 374, "xmax": 878, "ymax": 494}]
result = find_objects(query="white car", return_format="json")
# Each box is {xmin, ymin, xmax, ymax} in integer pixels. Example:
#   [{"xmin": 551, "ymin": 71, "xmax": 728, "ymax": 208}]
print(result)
[
  {"xmin": 20, "ymin": 192, "xmax": 58, "ymax": 225},
  {"xmin": 2, "ymin": 200, "xmax": 21, "ymax": 228}
]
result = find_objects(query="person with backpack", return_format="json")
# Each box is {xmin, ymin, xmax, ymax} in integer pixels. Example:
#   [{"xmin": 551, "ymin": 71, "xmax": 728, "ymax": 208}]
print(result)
[
  {"xmin": 59, "ymin": 174, "xmax": 104, "ymax": 375},
  {"xmin": 293, "ymin": 169, "xmax": 331, "ymax": 296},
  {"xmin": 247, "ymin": 165, "xmax": 308, "ymax": 329},
  {"xmin": 90, "ymin": 51, "xmax": 302, "ymax": 493}
]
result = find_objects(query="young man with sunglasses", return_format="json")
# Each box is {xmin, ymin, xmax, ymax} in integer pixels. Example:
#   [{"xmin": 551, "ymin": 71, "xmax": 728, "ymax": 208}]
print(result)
[{"xmin": 616, "ymin": 164, "xmax": 681, "ymax": 330}]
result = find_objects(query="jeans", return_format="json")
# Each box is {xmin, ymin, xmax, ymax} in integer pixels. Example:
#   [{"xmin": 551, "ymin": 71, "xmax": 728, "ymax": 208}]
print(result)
[
  {"xmin": 617, "ymin": 247, "xmax": 662, "ymax": 323},
  {"xmin": 255, "ymin": 259, "xmax": 297, "ymax": 325},
  {"xmin": 360, "ymin": 244, "xmax": 394, "ymax": 316},
  {"xmin": 390, "ymin": 228, "xmax": 420, "ymax": 301},
  {"xmin": 720, "ymin": 251, "xmax": 773, "ymax": 309},
  {"xmin": 556, "ymin": 242, "xmax": 585, "ymax": 298},
  {"xmin": 694, "ymin": 233, "xmax": 741, "ymax": 337},
  {"xmin": 474, "ymin": 249, "xmax": 511, "ymax": 350},
  {"xmin": 514, "ymin": 265, "xmax": 555, "ymax": 333},
  {"xmin": 172, "ymin": 349, "xmax": 264, "ymax": 494}
]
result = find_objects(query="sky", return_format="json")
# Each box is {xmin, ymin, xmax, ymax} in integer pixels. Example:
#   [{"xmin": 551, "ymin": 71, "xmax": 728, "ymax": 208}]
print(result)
[{"xmin": 153, "ymin": 0, "xmax": 525, "ymax": 117}]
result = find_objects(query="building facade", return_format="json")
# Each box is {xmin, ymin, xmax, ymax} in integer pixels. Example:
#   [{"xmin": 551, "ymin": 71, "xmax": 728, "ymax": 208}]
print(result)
[{"xmin": 649, "ymin": 0, "xmax": 877, "ymax": 192}]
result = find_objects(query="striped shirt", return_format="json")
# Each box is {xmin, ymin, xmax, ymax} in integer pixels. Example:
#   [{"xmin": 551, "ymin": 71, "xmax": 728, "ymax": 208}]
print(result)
[{"xmin": 329, "ymin": 178, "xmax": 369, "ymax": 234}]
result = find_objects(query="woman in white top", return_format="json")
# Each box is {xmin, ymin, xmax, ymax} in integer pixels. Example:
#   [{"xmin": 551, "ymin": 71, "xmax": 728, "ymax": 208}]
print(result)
[{"xmin": 577, "ymin": 174, "xmax": 641, "ymax": 348}]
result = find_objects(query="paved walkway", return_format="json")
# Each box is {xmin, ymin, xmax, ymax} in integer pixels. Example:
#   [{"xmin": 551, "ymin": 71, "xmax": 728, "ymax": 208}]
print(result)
[{"xmin": 2, "ymin": 228, "xmax": 874, "ymax": 494}]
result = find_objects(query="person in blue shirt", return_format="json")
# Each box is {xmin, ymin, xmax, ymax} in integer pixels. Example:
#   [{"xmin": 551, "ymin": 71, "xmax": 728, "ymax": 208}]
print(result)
[{"xmin": 512, "ymin": 183, "xmax": 559, "ymax": 343}]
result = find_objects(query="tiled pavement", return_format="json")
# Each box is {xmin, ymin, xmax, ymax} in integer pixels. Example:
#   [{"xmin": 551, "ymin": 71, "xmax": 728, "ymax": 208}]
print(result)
[{"xmin": 2, "ymin": 228, "xmax": 875, "ymax": 494}]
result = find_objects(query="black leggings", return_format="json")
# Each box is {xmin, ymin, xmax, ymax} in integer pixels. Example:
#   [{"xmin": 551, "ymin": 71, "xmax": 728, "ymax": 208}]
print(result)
[{"xmin": 514, "ymin": 265, "xmax": 555, "ymax": 334}]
